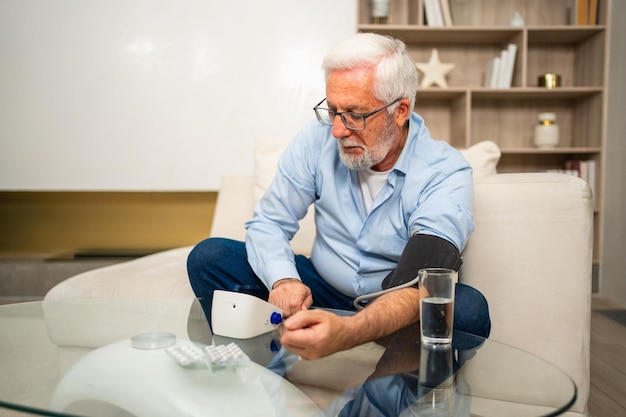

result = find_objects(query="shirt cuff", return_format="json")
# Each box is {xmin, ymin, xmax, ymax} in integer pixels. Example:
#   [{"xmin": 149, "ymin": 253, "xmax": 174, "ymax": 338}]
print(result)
[{"xmin": 263, "ymin": 260, "xmax": 301, "ymax": 289}]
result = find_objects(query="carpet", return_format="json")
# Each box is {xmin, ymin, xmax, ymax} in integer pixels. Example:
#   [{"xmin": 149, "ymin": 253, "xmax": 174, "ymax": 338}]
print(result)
[{"xmin": 597, "ymin": 309, "xmax": 626, "ymax": 327}]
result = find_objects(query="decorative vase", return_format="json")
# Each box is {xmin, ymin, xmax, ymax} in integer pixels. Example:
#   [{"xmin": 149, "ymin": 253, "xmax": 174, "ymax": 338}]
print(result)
[{"xmin": 534, "ymin": 112, "xmax": 559, "ymax": 148}]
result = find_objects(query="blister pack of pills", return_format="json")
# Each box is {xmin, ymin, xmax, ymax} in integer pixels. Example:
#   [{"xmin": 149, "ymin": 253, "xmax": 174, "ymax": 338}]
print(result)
[{"xmin": 166, "ymin": 342, "xmax": 250, "ymax": 369}]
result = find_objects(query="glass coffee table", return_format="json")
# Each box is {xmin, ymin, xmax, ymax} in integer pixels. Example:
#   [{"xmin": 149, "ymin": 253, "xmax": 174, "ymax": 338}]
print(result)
[{"xmin": 0, "ymin": 298, "xmax": 576, "ymax": 416}]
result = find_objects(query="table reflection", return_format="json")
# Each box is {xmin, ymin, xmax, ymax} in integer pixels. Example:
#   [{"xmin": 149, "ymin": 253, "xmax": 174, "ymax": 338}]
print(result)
[{"xmin": 307, "ymin": 324, "xmax": 481, "ymax": 417}]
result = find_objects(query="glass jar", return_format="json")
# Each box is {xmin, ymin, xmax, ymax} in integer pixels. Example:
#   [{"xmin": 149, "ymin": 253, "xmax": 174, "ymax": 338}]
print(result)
[{"xmin": 534, "ymin": 112, "xmax": 559, "ymax": 148}]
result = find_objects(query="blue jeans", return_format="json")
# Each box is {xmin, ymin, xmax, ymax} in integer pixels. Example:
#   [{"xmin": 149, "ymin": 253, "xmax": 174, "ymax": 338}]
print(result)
[{"xmin": 187, "ymin": 237, "xmax": 491, "ymax": 338}]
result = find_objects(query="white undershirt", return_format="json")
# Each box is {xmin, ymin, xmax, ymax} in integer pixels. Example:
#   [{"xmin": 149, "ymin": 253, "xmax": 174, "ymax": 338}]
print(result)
[{"xmin": 358, "ymin": 167, "xmax": 391, "ymax": 213}]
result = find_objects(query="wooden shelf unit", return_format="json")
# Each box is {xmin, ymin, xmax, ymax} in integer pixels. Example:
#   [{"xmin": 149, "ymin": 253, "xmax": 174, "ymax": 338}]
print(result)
[{"xmin": 357, "ymin": 0, "xmax": 609, "ymax": 262}]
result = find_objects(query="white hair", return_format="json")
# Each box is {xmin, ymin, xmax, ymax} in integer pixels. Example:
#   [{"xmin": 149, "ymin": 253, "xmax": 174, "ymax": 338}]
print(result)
[{"xmin": 322, "ymin": 33, "xmax": 418, "ymax": 112}]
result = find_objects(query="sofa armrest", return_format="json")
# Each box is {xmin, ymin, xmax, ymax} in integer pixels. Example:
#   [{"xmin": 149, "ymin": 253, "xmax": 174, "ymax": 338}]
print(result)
[{"xmin": 461, "ymin": 172, "xmax": 593, "ymax": 415}]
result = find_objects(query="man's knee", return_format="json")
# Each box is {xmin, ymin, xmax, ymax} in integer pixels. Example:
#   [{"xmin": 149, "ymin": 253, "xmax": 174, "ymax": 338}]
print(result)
[
  {"xmin": 188, "ymin": 238, "xmax": 238, "ymax": 276},
  {"xmin": 454, "ymin": 283, "xmax": 491, "ymax": 338},
  {"xmin": 187, "ymin": 238, "xmax": 265, "ymax": 297}
]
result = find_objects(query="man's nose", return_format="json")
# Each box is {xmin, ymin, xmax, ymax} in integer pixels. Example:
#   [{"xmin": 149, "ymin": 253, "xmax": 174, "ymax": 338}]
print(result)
[{"xmin": 331, "ymin": 115, "xmax": 351, "ymax": 138}]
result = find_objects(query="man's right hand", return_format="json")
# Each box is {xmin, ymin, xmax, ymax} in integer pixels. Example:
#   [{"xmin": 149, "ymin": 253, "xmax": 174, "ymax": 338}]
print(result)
[{"xmin": 269, "ymin": 279, "xmax": 313, "ymax": 317}]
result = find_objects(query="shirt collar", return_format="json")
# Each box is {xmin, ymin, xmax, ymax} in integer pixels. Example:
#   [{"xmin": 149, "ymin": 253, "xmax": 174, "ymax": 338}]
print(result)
[{"xmin": 391, "ymin": 112, "xmax": 425, "ymax": 176}]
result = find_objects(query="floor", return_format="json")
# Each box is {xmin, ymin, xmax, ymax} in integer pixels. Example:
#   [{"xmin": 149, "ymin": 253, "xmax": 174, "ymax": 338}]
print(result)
[{"xmin": 588, "ymin": 296, "xmax": 626, "ymax": 417}]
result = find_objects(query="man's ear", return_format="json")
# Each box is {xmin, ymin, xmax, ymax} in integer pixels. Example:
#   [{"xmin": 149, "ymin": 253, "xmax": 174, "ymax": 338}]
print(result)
[{"xmin": 395, "ymin": 98, "xmax": 411, "ymax": 127}]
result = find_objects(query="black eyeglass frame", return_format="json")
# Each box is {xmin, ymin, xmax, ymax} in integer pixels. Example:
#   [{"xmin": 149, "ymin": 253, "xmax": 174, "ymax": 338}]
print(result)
[{"xmin": 313, "ymin": 98, "xmax": 402, "ymax": 131}]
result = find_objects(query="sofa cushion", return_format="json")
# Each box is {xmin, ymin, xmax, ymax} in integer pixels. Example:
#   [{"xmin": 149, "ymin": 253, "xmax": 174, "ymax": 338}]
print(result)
[
  {"xmin": 254, "ymin": 135, "xmax": 291, "ymax": 201},
  {"xmin": 459, "ymin": 140, "xmax": 500, "ymax": 179},
  {"xmin": 253, "ymin": 136, "xmax": 316, "ymax": 255}
]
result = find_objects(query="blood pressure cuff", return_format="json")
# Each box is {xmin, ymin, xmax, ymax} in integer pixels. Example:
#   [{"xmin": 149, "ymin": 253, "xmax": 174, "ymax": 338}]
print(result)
[{"xmin": 381, "ymin": 234, "xmax": 462, "ymax": 290}]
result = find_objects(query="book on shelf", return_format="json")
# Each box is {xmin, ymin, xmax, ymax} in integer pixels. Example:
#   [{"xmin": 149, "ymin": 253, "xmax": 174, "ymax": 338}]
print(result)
[
  {"xmin": 576, "ymin": 0, "xmax": 588, "ymax": 24},
  {"xmin": 424, "ymin": 0, "xmax": 444, "ymax": 27},
  {"xmin": 440, "ymin": 0, "xmax": 454, "ymax": 27},
  {"xmin": 570, "ymin": 0, "xmax": 599, "ymax": 25},
  {"xmin": 485, "ymin": 57, "xmax": 500, "ymax": 89},
  {"xmin": 502, "ymin": 44, "xmax": 517, "ymax": 87},
  {"xmin": 484, "ymin": 44, "xmax": 517, "ymax": 88},
  {"xmin": 555, "ymin": 159, "xmax": 597, "ymax": 202},
  {"xmin": 588, "ymin": 0, "xmax": 599, "ymax": 24}
]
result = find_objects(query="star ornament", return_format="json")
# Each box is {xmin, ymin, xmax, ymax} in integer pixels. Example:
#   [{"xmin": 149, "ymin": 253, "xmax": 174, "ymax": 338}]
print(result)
[{"xmin": 415, "ymin": 49, "xmax": 455, "ymax": 88}]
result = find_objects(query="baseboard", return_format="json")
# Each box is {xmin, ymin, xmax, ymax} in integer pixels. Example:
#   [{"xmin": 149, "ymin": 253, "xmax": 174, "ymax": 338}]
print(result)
[{"xmin": 0, "ymin": 257, "xmax": 127, "ymax": 298}]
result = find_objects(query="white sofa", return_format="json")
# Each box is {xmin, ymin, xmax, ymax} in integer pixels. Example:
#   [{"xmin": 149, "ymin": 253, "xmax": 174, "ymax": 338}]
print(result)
[{"xmin": 45, "ymin": 142, "xmax": 593, "ymax": 416}]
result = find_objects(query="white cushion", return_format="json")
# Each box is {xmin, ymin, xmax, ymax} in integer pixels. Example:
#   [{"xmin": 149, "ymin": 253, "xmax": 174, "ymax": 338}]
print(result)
[
  {"xmin": 459, "ymin": 140, "xmax": 501, "ymax": 179},
  {"xmin": 254, "ymin": 135, "xmax": 291, "ymax": 201},
  {"xmin": 253, "ymin": 135, "xmax": 314, "ymax": 255}
]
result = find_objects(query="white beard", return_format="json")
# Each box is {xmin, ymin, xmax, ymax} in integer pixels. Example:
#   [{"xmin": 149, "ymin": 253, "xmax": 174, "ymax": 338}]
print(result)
[{"xmin": 338, "ymin": 117, "xmax": 396, "ymax": 170}]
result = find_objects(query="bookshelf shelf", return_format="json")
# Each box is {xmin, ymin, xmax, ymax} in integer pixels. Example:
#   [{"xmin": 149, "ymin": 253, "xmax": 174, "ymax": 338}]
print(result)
[
  {"xmin": 360, "ymin": 26, "xmax": 521, "ymax": 44},
  {"xmin": 357, "ymin": 0, "xmax": 609, "ymax": 263},
  {"xmin": 500, "ymin": 147, "xmax": 602, "ymax": 154},
  {"xmin": 415, "ymin": 87, "xmax": 603, "ymax": 99},
  {"xmin": 527, "ymin": 26, "xmax": 605, "ymax": 43}
]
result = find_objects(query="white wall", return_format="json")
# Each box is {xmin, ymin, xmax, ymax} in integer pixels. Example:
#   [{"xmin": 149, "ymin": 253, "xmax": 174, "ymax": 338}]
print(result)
[
  {"xmin": 600, "ymin": 0, "xmax": 626, "ymax": 307},
  {"xmin": 0, "ymin": 0, "xmax": 356, "ymax": 190}
]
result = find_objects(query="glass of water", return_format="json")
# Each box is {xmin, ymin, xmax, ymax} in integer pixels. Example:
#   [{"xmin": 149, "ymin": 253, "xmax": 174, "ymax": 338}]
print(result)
[{"xmin": 418, "ymin": 268, "xmax": 456, "ymax": 349}]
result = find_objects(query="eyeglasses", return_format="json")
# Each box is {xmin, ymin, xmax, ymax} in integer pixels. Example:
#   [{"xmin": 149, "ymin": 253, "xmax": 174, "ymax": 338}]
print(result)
[{"xmin": 313, "ymin": 98, "xmax": 401, "ymax": 131}]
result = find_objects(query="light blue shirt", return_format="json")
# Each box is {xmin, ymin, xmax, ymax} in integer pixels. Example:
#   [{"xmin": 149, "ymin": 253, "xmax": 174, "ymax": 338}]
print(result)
[{"xmin": 245, "ymin": 113, "xmax": 474, "ymax": 297}]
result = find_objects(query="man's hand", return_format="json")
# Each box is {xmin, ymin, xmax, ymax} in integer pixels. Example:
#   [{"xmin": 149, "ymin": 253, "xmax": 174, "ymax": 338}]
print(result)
[
  {"xmin": 279, "ymin": 309, "xmax": 352, "ymax": 360},
  {"xmin": 269, "ymin": 279, "xmax": 313, "ymax": 317},
  {"xmin": 280, "ymin": 287, "xmax": 421, "ymax": 360}
]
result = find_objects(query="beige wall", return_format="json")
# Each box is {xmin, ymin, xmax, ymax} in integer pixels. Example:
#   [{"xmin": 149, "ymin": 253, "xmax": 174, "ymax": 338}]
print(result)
[
  {"xmin": 0, "ymin": 192, "xmax": 217, "ymax": 256},
  {"xmin": 600, "ymin": 0, "xmax": 626, "ymax": 307}
]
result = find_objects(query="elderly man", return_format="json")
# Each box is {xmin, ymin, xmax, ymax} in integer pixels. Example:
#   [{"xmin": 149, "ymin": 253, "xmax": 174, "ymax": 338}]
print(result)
[{"xmin": 188, "ymin": 33, "xmax": 490, "ymax": 360}]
